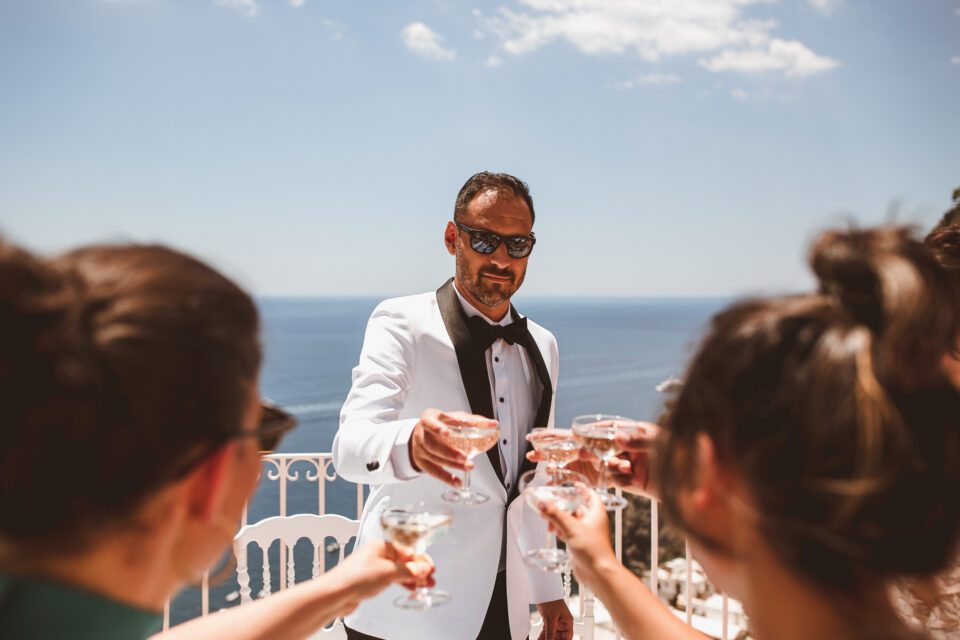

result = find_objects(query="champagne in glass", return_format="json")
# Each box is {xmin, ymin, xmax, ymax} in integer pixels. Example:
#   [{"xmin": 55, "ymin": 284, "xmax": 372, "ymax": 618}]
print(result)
[
  {"xmin": 380, "ymin": 503, "xmax": 453, "ymax": 610},
  {"xmin": 527, "ymin": 428, "xmax": 581, "ymax": 469},
  {"xmin": 572, "ymin": 414, "xmax": 639, "ymax": 510},
  {"xmin": 519, "ymin": 468, "xmax": 589, "ymax": 572},
  {"xmin": 442, "ymin": 423, "xmax": 499, "ymax": 505}
]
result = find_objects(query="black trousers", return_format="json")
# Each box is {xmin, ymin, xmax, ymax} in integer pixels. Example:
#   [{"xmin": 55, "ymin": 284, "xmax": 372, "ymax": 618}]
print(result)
[{"xmin": 344, "ymin": 569, "xmax": 512, "ymax": 640}]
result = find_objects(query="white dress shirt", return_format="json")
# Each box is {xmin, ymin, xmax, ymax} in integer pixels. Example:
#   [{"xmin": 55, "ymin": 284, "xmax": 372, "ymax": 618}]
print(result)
[{"xmin": 389, "ymin": 283, "xmax": 542, "ymax": 489}]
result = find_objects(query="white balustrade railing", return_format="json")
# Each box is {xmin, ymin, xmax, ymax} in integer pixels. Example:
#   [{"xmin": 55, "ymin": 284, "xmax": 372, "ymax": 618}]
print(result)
[{"xmin": 161, "ymin": 453, "xmax": 742, "ymax": 640}]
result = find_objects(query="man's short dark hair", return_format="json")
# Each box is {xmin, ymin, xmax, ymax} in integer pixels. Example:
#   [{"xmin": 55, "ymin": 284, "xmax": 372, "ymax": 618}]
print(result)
[{"xmin": 454, "ymin": 172, "xmax": 535, "ymax": 225}]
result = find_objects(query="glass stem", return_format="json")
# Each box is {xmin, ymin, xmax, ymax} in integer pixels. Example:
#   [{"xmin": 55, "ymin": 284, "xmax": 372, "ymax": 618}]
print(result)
[
  {"xmin": 463, "ymin": 467, "xmax": 472, "ymax": 493},
  {"xmin": 598, "ymin": 458, "xmax": 608, "ymax": 493}
]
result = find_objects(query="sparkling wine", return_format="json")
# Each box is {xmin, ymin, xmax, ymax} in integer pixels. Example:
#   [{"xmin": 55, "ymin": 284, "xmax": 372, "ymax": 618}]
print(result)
[
  {"xmin": 574, "ymin": 427, "xmax": 624, "ymax": 460},
  {"xmin": 380, "ymin": 505, "xmax": 453, "ymax": 610},
  {"xmin": 381, "ymin": 512, "xmax": 453, "ymax": 555},
  {"xmin": 446, "ymin": 428, "xmax": 499, "ymax": 459},
  {"xmin": 533, "ymin": 437, "xmax": 580, "ymax": 465},
  {"xmin": 524, "ymin": 484, "xmax": 584, "ymax": 514}
]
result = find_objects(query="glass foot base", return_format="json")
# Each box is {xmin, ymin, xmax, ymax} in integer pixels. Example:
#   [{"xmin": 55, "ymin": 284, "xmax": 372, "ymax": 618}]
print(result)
[
  {"xmin": 394, "ymin": 589, "xmax": 450, "ymax": 610},
  {"xmin": 523, "ymin": 548, "xmax": 569, "ymax": 573},
  {"xmin": 441, "ymin": 488, "xmax": 489, "ymax": 505},
  {"xmin": 597, "ymin": 490, "xmax": 627, "ymax": 511}
]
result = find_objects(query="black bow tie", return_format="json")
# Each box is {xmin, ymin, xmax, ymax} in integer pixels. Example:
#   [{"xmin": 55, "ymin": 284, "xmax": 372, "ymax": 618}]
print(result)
[{"xmin": 467, "ymin": 315, "xmax": 531, "ymax": 352}]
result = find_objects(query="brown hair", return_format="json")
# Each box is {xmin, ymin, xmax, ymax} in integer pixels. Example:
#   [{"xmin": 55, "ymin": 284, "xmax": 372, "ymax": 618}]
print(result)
[
  {"xmin": 925, "ymin": 187, "xmax": 960, "ymax": 276},
  {"xmin": 929, "ymin": 186, "xmax": 960, "ymax": 235},
  {"xmin": 0, "ymin": 242, "xmax": 261, "ymax": 549},
  {"xmin": 454, "ymin": 171, "xmax": 535, "ymax": 224},
  {"xmin": 657, "ymin": 226, "xmax": 960, "ymax": 589}
]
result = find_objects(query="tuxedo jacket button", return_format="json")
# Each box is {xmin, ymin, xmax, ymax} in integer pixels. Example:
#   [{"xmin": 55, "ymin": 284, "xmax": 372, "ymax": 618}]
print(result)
[{"xmin": 366, "ymin": 461, "xmax": 380, "ymax": 471}]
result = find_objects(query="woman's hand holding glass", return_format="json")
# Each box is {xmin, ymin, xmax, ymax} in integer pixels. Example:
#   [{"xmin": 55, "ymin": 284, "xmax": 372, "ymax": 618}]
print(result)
[
  {"xmin": 380, "ymin": 503, "xmax": 452, "ymax": 610},
  {"xmin": 518, "ymin": 468, "xmax": 590, "ymax": 573},
  {"xmin": 527, "ymin": 422, "xmax": 660, "ymax": 499},
  {"xmin": 330, "ymin": 540, "xmax": 436, "ymax": 618},
  {"xmin": 535, "ymin": 486, "xmax": 617, "ymax": 594},
  {"xmin": 606, "ymin": 422, "xmax": 660, "ymax": 499}
]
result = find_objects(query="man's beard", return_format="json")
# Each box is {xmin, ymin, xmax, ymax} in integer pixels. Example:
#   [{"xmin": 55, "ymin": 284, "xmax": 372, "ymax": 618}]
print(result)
[{"xmin": 456, "ymin": 249, "xmax": 523, "ymax": 308}]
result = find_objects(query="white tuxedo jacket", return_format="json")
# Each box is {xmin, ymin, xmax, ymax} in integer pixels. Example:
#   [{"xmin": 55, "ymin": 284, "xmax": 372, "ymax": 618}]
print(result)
[{"xmin": 332, "ymin": 282, "xmax": 563, "ymax": 640}]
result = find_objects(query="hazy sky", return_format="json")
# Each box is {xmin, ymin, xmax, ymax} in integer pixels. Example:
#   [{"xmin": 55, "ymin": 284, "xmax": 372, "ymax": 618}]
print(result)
[{"xmin": 1, "ymin": 0, "xmax": 958, "ymax": 297}]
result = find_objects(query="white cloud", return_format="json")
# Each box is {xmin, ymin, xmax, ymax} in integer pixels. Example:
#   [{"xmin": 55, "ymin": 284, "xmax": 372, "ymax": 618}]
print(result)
[
  {"xmin": 401, "ymin": 22, "xmax": 456, "ymax": 61},
  {"xmin": 215, "ymin": 0, "xmax": 257, "ymax": 16},
  {"xmin": 290, "ymin": 0, "xmax": 305, "ymax": 6},
  {"xmin": 320, "ymin": 18, "xmax": 345, "ymax": 39},
  {"xmin": 730, "ymin": 86, "xmax": 792, "ymax": 102},
  {"xmin": 613, "ymin": 72, "xmax": 682, "ymax": 89},
  {"xmin": 701, "ymin": 38, "xmax": 838, "ymax": 77},
  {"xmin": 952, "ymin": 56, "xmax": 960, "ymax": 65},
  {"xmin": 478, "ymin": 0, "xmax": 837, "ymax": 78},
  {"xmin": 486, "ymin": 55, "xmax": 504, "ymax": 67},
  {"xmin": 635, "ymin": 72, "xmax": 682, "ymax": 85},
  {"xmin": 807, "ymin": 0, "xmax": 839, "ymax": 15}
]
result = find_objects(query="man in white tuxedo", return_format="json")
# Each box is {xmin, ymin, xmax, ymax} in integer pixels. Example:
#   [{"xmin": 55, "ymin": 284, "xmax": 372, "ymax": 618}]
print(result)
[{"xmin": 333, "ymin": 172, "xmax": 572, "ymax": 640}]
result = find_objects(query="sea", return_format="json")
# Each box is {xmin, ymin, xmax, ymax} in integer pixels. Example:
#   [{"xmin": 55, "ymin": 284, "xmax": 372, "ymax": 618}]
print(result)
[{"xmin": 168, "ymin": 295, "xmax": 730, "ymax": 625}]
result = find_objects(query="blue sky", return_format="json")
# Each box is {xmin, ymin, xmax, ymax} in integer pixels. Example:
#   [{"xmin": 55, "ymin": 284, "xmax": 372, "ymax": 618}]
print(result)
[{"xmin": 1, "ymin": 0, "xmax": 958, "ymax": 297}]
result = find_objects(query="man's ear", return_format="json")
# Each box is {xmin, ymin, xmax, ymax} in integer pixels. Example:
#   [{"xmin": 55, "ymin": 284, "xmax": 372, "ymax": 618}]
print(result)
[
  {"xmin": 184, "ymin": 444, "xmax": 234, "ymax": 523},
  {"xmin": 444, "ymin": 221, "xmax": 457, "ymax": 256}
]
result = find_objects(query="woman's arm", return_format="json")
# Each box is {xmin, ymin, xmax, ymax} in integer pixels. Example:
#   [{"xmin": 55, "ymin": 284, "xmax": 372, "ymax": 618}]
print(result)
[
  {"xmin": 539, "ymin": 491, "xmax": 706, "ymax": 640},
  {"xmin": 153, "ymin": 541, "xmax": 431, "ymax": 640}
]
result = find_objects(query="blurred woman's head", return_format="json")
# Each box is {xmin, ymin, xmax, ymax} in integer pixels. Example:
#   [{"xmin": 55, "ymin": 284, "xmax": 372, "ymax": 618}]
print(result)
[
  {"xmin": 925, "ymin": 210, "xmax": 960, "ymax": 389},
  {"xmin": 0, "ymin": 241, "xmax": 275, "ymax": 580},
  {"xmin": 657, "ymin": 226, "xmax": 960, "ymax": 605}
]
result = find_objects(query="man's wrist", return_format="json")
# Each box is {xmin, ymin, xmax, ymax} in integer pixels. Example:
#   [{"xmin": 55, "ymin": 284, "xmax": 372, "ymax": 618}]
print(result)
[{"xmin": 407, "ymin": 431, "xmax": 422, "ymax": 472}]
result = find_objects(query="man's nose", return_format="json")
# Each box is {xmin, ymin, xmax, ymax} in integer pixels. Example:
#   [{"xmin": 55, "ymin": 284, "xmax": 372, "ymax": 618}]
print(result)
[{"xmin": 489, "ymin": 242, "xmax": 512, "ymax": 268}]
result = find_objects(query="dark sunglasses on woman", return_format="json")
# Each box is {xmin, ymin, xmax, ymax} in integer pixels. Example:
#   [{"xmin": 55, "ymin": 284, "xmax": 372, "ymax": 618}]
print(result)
[
  {"xmin": 253, "ymin": 400, "xmax": 298, "ymax": 454},
  {"xmin": 169, "ymin": 400, "xmax": 298, "ymax": 481}
]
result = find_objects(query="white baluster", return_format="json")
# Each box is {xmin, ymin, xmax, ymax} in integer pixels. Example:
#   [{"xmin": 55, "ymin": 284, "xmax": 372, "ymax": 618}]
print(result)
[
  {"xmin": 279, "ymin": 458, "xmax": 288, "ymax": 591},
  {"xmin": 650, "ymin": 498, "xmax": 659, "ymax": 596},
  {"xmin": 722, "ymin": 593, "xmax": 729, "ymax": 640},
  {"xmin": 237, "ymin": 543, "xmax": 252, "ymax": 604},
  {"xmin": 261, "ymin": 542, "xmax": 273, "ymax": 598},
  {"xmin": 287, "ymin": 541, "xmax": 296, "ymax": 590},
  {"xmin": 685, "ymin": 541, "xmax": 693, "ymax": 625},
  {"xmin": 581, "ymin": 585, "xmax": 596, "ymax": 640}
]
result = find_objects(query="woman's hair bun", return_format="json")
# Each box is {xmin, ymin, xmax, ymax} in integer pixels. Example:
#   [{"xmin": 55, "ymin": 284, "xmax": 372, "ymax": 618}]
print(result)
[{"xmin": 810, "ymin": 226, "xmax": 957, "ymax": 388}]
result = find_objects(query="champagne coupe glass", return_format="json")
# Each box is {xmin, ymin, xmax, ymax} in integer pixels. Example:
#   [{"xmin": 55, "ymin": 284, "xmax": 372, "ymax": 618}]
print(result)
[
  {"xmin": 380, "ymin": 503, "xmax": 453, "ymax": 610},
  {"xmin": 518, "ymin": 468, "xmax": 589, "ymax": 572},
  {"xmin": 527, "ymin": 428, "xmax": 580, "ymax": 473},
  {"xmin": 571, "ymin": 414, "xmax": 639, "ymax": 510},
  {"xmin": 441, "ymin": 421, "xmax": 500, "ymax": 505}
]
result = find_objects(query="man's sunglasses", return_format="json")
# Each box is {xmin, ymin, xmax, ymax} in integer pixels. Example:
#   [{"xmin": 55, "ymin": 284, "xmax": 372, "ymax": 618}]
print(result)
[{"xmin": 455, "ymin": 222, "xmax": 536, "ymax": 259}]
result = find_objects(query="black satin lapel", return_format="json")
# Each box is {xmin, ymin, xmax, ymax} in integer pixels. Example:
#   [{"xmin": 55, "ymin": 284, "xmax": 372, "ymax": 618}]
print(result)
[
  {"xmin": 512, "ymin": 305, "xmax": 553, "ymax": 481},
  {"xmin": 436, "ymin": 279, "xmax": 504, "ymax": 485}
]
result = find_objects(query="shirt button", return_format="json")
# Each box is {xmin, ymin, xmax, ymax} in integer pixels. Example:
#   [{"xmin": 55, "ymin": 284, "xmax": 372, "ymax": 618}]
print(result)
[
  {"xmin": 506, "ymin": 482, "xmax": 511, "ymax": 489},
  {"xmin": 499, "ymin": 397, "xmax": 505, "ymax": 403},
  {"xmin": 502, "ymin": 439, "xmax": 508, "ymax": 445},
  {"xmin": 494, "ymin": 357, "xmax": 500, "ymax": 363}
]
